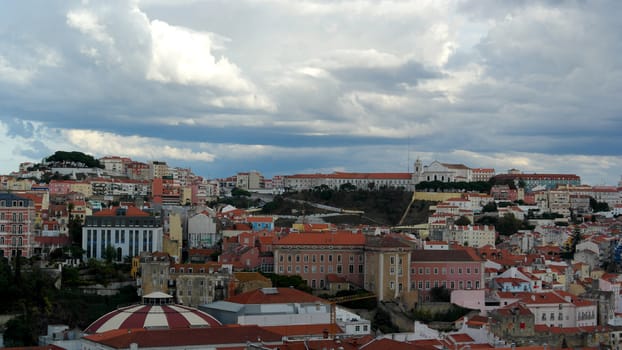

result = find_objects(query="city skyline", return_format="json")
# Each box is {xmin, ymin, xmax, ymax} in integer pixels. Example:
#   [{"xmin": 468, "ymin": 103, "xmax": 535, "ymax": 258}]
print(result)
[{"xmin": 1, "ymin": 1, "xmax": 621, "ymax": 186}]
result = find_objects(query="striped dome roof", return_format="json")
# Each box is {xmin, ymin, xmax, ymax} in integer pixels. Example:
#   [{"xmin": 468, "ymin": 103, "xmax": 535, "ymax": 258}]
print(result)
[{"xmin": 85, "ymin": 293, "xmax": 221, "ymax": 333}]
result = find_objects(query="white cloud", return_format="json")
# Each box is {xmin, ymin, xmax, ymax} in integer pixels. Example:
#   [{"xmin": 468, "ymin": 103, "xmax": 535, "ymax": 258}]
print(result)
[
  {"xmin": 147, "ymin": 20, "xmax": 251, "ymax": 92},
  {"xmin": 0, "ymin": 56, "xmax": 35, "ymax": 85},
  {"xmin": 66, "ymin": 9, "xmax": 115, "ymax": 45},
  {"xmin": 63, "ymin": 129, "xmax": 216, "ymax": 162}
]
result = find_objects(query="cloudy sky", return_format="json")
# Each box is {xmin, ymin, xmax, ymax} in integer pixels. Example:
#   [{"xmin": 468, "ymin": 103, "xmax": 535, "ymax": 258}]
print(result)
[{"xmin": 1, "ymin": 0, "xmax": 621, "ymax": 185}]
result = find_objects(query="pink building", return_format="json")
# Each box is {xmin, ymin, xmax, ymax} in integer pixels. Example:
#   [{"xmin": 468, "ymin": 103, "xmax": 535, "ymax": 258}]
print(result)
[
  {"xmin": 48, "ymin": 180, "xmax": 74, "ymax": 196},
  {"xmin": 410, "ymin": 248, "xmax": 485, "ymax": 301},
  {"xmin": 273, "ymin": 231, "xmax": 366, "ymax": 290},
  {"xmin": 0, "ymin": 193, "xmax": 36, "ymax": 258}
]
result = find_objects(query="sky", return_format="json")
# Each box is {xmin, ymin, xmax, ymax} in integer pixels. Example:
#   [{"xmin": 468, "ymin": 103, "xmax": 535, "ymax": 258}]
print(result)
[{"xmin": 0, "ymin": 0, "xmax": 621, "ymax": 186}]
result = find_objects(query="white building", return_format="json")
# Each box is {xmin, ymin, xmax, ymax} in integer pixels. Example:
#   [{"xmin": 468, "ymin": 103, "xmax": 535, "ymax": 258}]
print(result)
[
  {"xmin": 82, "ymin": 206, "xmax": 163, "ymax": 260},
  {"xmin": 187, "ymin": 211, "xmax": 218, "ymax": 248},
  {"xmin": 447, "ymin": 225, "xmax": 496, "ymax": 248}
]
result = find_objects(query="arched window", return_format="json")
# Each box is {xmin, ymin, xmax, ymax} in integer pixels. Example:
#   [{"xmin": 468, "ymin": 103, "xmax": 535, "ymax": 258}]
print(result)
[{"xmin": 17, "ymin": 237, "xmax": 22, "ymax": 246}]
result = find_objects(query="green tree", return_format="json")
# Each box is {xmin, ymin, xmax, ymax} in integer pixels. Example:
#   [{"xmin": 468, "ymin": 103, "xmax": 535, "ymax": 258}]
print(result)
[
  {"xmin": 482, "ymin": 202, "xmax": 497, "ymax": 212},
  {"xmin": 496, "ymin": 213, "xmax": 522, "ymax": 236},
  {"xmin": 104, "ymin": 245, "xmax": 117, "ymax": 264},
  {"xmin": 339, "ymin": 182, "xmax": 356, "ymax": 192},
  {"xmin": 454, "ymin": 216, "xmax": 471, "ymax": 226}
]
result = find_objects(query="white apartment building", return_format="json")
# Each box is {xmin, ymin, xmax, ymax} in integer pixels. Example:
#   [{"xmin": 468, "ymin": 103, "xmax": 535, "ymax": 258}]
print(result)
[{"xmin": 447, "ymin": 225, "xmax": 496, "ymax": 248}]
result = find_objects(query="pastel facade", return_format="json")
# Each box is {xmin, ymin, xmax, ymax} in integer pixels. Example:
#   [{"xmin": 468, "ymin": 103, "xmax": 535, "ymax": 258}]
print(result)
[
  {"xmin": 273, "ymin": 232, "xmax": 366, "ymax": 289},
  {"xmin": 447, "ymin": 225, "xmax": 496, "ymax": 248},
  {"xmin": 410, "ymin": 249, "xmax": 485, "ymax": 301},
  {"xmin": 0, "ymin": 192, "xmax": 35, "ymax": 258},
  {"xmin": 364, "ymin": 235, "xmax": 412, "ymax": 301}
]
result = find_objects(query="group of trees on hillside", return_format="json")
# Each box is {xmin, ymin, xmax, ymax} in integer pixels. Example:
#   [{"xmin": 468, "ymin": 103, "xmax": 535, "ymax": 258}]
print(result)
[{"xmin": 44, "ymin": 151, "xmax": 103, "ymax": 168}]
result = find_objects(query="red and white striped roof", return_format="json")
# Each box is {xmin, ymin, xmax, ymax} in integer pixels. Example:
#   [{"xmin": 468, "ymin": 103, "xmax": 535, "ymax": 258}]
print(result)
[{"xmin": 85, "ymin": 303, "xmax": 221, "ymax": 333}]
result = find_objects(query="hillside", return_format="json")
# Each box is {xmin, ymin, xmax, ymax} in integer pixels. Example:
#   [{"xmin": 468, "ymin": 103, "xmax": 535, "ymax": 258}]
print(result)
[{"xmin": 264, "ymin": 188, "xmax": 433, "ymax": 226}]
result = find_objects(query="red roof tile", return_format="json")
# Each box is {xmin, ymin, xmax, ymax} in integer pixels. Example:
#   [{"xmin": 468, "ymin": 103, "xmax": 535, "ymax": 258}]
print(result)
[{"xmin": 226, "ymin": 287, "xmax": 327, "ymax": 304}]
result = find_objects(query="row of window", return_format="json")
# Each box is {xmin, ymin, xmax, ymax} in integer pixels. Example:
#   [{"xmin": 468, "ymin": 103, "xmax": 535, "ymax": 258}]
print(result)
[
  {"xmin": 278, "ymin": 264, "xmax": 364, "ymax": 274},
  {"xmin": 0, "ymin": 236, "xmax": 24, "ymax": 246},
  {"xmin": 0, "ymin": 225, "xmax": 26, "ymax": 234},
  {"xmin": 0, "ymin": 212, "xmax": 28, "ymax": 221},
  {"xmin": 0, "ymin": 200, "xmax": 28, "ymax": 207},
  {"xmin": 412, "ymin": 266, "xmax": 479, "ymax": 275},
  {"xmin": 279, "ymin": 254, "xmax": 363, "ymax": 263},
  {"xmin": 412, "ymin": 279, "xmax": 480, "ymax": 290}
]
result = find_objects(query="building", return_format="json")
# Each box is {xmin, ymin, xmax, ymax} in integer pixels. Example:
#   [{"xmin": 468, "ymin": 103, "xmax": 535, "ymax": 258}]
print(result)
[
  {"xmin": 410, "ymin": 248, "xmax": 485, "ymax": 301},
  {"xmin": 200, "ymin": 287, "xmax": 332, "ymax": 327},
  {"xmin": 413, "ymin": 159, "xmax": 472, "ymax": 183},
  {"xmin": 471, "ymin": 168, "xmax": 496, "ymax": 182},
  {"xmin": 284, "ymin": 172, "xmax": 413, "ymax": 191},
  {"xmin": 85, "ymin": 291, "xmax": 221, "ymax": 334},
  {"xmin": 492, "ymin": 172, "xmax": 581, "ymax": 191},
  {"xmin": 446, "ymin": 225, "xmax": 496, "ymax": 248},
  {"xmin": 82, "ymin": 206, "xmax": 163, "ymax": 260},
  {"xmin": 363, "ymin": 235, "xmax": 412, "ymax": 301},
  {"xmin": 273, "ymin": 231, "xmax": 366, "ymax": 290},
  {"xmin": 187, "ymin": 211, "xmax": 218, "ymax": 248},
  {"xmin": 0, "ymin": 192, "xmax": 35, "ymax": 258}
]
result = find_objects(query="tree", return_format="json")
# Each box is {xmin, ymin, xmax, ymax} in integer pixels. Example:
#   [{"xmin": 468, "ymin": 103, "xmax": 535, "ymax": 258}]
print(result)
[
  {"xmin": 482, "ymin": 202, "xmax": 497, "ymax": 212},
  {"xmin": 454, "ymin": 216, "xmax": 471, "ymax": 226},
  {"xmin": 589, "ymin": 197, "xmax": 610, "ymax": 212},
  {"xmin": 339, "ymin": 182, "xmax": 356, "ymax": 192},
  {"xmin": 496, "ymin": 213, "xmax": 522, "ymax": 236},
  {"xmin": 104, "ymin": 245, "xmax": 117, "ymax": 264},
  {"xmin": 231, "ymin": 187, "xmax": 251, "ymax": 197}
]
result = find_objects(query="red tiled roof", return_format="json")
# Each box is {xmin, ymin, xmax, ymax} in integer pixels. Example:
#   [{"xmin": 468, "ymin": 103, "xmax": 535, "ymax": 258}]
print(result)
[
  {"xmin": 247, "ymin": 216, "xmax": 274, "ymax": 223},
  {"xmin": 226, "ymin": 287, "xmax": 327, "ymax": 304},
  {"xmin": 94, "ymin": 206, "xmax": 149, "ymax": 217},
  {"xmin": 83, "ymin": 325, "xmax": 283, "ymax": 348}
]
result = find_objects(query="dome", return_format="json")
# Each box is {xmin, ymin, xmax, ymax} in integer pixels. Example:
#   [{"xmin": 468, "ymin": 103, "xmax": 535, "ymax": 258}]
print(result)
[{"xmin": 85, "ymin": 292, "xmax": 222, "ymax": 334}]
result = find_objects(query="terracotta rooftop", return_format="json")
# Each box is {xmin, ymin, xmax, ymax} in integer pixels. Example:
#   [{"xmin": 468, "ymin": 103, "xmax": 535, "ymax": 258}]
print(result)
[
  {"xmin": 226, "ymin": 287, "xmax": 328, "ymax": 304},
  {"xmin": 83, "ymin": 325, "xmax": 283, "ymax": 348}
]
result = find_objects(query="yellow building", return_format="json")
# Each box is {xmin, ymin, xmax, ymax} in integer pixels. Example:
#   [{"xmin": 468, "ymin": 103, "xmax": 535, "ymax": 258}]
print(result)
[
  {"xmin": 364, "ymin": 235, "xmax": 413, "ymax": 302},
  {"xmin": 70, "ymin": 182, "xmax": 93, "ymax": 197}
]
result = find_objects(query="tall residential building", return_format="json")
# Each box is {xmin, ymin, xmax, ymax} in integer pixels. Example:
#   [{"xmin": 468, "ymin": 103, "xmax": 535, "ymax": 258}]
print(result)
[
  {"xmin": 0, "ymin": 192, "xmax": 35, "ymax": 259},
  {"xmin": 150, "ymin": 161, "xmax": 169, "ymax": 179}
]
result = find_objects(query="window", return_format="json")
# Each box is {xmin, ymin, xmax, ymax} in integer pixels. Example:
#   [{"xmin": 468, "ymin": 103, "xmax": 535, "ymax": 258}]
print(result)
[
  {"xmin": 418, "ymin": 267, "xmax": 424, "ymax": 274},
  {"xmin": 425, "ymin": 267, "xmax": 430, "ymax": 274},
  {"xmin": 425, "ymin": 281, "xmax": 430, "ymax": 289},
  {"xmin": 304, "ymin": 255, "xmax": 308, "ymax": 262},
  {"xmin": 458, "ymin": 268, "xmax": 463, "ymax": 274},
  {"xmin": 337, "ymin": 265, "xmax": 342, "ymax": 273},
  {"xmin": 466, "ymin": 268, "xmax": 471, "ymax": 274},
  {"xmin": 418, "ymin": 281, "xmax": 423, "ymax": 289},
  {"xmin": 349, "ymin": 265, "xmax": 354, "ymax": 273},
  {"xmin": 434, "ymin": 268, "xmax": 438, "ymax": 275},
  {"xmin": 390, "ymin": 256, "xmax": 395, "ymax": 265},
  {"xmin": 296, "ymin": 255, "xmax": 300, "ymax": 262},
  {"xmin": 442, "ymin": 267, "xmax": 447, "ymax": 275},
  {"xmin": 390, "ymin": 281, "xmax": 395, "ymax": 290}
]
